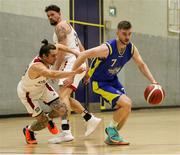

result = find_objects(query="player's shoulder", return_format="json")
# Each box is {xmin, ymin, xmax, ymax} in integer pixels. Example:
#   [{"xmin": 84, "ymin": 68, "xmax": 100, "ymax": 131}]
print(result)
[
  {"xmin": 55, "ymin": 21, "xmax": 66, "ymax": 31},
  {"xmin": 57, "ymin": 20, "xmax": 69, "ymax": 28},
  {"xmin": 31, "ymin": 62, "xmax": 44, "ymax": 69},
  {"xmin": 56, "ymin": 20, "xmax": 71, "ymax": 33},
  {"xmin": 31, "ymin": 57, "xmax": 44, "ymax": 67},
  {"xmin": 104, "ymin": 39, "xmax": 116, "ymax": 55},
  {"xmin": 129, "ymin": 42, "xmax": 138, "ymax": 56},
  {"xmin": 105, "ymin": 39, "xmax": 116, "ymax": 45}
]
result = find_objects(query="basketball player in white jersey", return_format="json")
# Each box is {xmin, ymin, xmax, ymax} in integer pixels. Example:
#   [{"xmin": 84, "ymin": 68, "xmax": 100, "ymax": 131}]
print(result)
[
  {"xmin": 17, "ymin": 39, "xmax": 84, "ymax": 144},
  {"xmin": 45, "ymin": 5, "xmax": 101, "ymax": 143}
]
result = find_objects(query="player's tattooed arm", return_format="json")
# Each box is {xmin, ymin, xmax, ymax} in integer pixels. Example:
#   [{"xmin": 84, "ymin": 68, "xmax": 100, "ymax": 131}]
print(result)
[
  {"xmin": 55, "ymin": 22, "xmax": 68, "ymax": 44},
  {"xmin": 72, "ymin": 44, "xmax": 109, "ymax": 71}
]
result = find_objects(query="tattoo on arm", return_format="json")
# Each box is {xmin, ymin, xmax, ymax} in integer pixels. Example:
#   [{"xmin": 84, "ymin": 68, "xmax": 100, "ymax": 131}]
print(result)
[{"xmin": 55, "ymin": 25, "xmax": 67, "ymax": 43}]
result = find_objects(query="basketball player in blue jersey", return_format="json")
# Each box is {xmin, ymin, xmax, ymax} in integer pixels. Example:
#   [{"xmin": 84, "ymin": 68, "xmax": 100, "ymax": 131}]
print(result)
[{"xmin": 64, "ymin": 21, "xmax": 158, "ymax": 145}]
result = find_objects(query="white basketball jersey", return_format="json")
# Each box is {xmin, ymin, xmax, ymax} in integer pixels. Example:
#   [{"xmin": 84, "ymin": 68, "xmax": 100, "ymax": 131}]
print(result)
[
  {"xmin": 19, "ymin": 57, "xmax": 48, "ymax": 93},
  {"xmin": 53, "ymin": 21, "xmax": 80, "ymax": 60}
]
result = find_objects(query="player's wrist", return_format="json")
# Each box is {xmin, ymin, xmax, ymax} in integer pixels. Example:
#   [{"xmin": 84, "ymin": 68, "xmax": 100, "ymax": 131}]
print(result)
[{"xmin": 152, "ymin": 81, "xmax": 158, "ymax": 84}]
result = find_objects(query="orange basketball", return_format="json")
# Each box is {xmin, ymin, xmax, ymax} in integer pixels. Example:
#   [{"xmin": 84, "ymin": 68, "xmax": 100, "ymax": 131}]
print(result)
[{"xmin": 144, "ymin": 84, "xmax": 165, "ymax": 105}]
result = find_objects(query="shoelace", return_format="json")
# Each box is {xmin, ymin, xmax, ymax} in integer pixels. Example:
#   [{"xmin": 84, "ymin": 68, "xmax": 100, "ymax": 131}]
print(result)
[
  {"xmin": 109, "ymin": 127, "xmax": 119, "ymax": 138},
  {"xmin": 112, "ymin": 128, "xmax": 125, "ymax": 141}
]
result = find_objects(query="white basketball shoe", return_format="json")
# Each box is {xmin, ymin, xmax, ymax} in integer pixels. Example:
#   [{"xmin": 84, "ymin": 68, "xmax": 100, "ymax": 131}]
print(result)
[
  {"xmin": 48, "ymin": 130, "xmax": 74, "ymax": 144},
  {"xmin": 85, "ymin": 115, "xmax": 102, "ymax": 136}
]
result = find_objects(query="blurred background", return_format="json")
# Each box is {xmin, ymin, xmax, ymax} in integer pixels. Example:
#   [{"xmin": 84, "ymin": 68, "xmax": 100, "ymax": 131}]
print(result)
[{"xmin": 0, "ymin": 0, "xmax": 179, "ymax": 116}]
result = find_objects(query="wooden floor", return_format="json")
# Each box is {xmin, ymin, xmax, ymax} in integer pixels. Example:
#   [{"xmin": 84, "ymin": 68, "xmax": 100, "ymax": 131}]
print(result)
[{"xmin": 0, "ymin": 108, "xmax": 180, "ymax": 154}]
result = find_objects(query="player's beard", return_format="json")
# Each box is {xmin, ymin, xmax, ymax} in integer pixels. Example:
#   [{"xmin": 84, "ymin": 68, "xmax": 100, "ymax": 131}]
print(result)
[{"xmin": 50, "ymin": 20, "xmax": 58, "ymax": 26}]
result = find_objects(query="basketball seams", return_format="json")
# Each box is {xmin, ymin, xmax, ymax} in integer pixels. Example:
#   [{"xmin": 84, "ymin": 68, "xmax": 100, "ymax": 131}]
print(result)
[
  {"xmin": 146, "ymin": 85, "xmax": 156, "ymax": 103},
  {"xmin": 146, "ymin": 84, "xmax": 164, "ymax": 104},
  {"xmin": 157, "ymin": 86, "xmax": 164, "ymax": 104}
]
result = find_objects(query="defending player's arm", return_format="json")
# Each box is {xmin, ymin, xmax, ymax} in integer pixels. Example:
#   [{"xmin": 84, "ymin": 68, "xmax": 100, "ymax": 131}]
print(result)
[
  {"xmin": 63, "ymin": 44, "xmax": 109, "ymax": 87},
  {"xmin": 53, "ymin": 22, "xmax": 69, "ymax": 70},
  {"xmin": 78, "ymin": 39, "xmax": 85, "ymax": 52},
  {"xmin": 55, "ymin": 22, "xmax": 68, "ymax": 45},
  {"xmin": 72, "ymin": 44, "xmax": 109, "ymax": 71},
  {"xmin": 53, "ymin": 51, "xmax": 65, "ymax": 70},
  {"xmin": 31, "ymin": 63, "xmax": 84, "ymax": 79},
  {"xmin": 132, "ymin": 45, "xmax": 157, "ymax": 83},
  {"xmin": 55, "ymin": 43, "xmax": 79, "ymax": 57}
]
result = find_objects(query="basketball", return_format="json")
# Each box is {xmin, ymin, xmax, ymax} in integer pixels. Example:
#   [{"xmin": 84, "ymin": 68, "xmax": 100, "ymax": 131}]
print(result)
[{"xmin": 144, "ymin": 84, "xmax": 165, "ymax": 105}]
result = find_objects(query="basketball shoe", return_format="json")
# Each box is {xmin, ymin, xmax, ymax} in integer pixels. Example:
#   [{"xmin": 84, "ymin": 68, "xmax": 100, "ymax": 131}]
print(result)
[{"xmin": 23, "ymin": 126, "xmax": 37, "ymax": 144}]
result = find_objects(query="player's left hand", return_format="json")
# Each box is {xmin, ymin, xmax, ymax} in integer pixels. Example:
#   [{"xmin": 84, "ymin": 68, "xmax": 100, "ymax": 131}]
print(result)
[
  {"xmin": 152, "ymin": 81, "xmax": 159, "ymax": 85},
  {"xmin": 63, "ymin": 77, "xmax": 74, "ymax": 87}
]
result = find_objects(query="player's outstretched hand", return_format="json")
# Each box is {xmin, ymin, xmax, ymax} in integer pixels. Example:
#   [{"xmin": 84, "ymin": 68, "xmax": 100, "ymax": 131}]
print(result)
[
  {"xmin": 63, "ymin": 77, "xmax": 74, "ymax": 87},
  {"xmin": 75, "ymin": 67, "xmax": 86, "ymax": 74}
]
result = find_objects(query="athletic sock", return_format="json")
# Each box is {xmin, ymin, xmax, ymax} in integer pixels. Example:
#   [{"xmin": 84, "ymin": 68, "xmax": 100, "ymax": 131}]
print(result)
[
  {"xmin": 61, "ymin": 119, "xmax": 70, "ymax": 130},
  {"xmin": 108, "ymin": 120, "xmax": 118, "ymax": 128},
  {"xmin": 81, "ymin": 109, "xmax": 92, "ymax": 121}
]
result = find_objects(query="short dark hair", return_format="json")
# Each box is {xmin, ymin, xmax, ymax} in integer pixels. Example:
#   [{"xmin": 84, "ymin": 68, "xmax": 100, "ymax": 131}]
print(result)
[
  {"xmin": 117, "ymin": 21, "xmax": 132, "ymax": 30},
  {"xmin": 39, "ymin": 39, "xmax": 56, "ymax": 57},
  {"xmin": 45, "ymin": 5, "xmax": 60, "ymax": 13}
]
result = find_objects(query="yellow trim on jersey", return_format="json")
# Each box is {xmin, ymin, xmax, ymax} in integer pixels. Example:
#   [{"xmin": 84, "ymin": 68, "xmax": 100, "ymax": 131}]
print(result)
[
  {"xmin": 88, "ymin": 58, "xmax": 101, "ymax": 77},
  {"xmin": 88, "ymin": 42, "xmax": 112, "ymax": 78},
  {"xmin": 131, "ymin": 42, "xmax": 135, "ymax": 55},
  {"xmin": 92, "ymin": 81, "xmax": 120, "ymax": 103},
  {"xmin": 105, "ymin": 42, "xmax": 113, "ymax": 55}
]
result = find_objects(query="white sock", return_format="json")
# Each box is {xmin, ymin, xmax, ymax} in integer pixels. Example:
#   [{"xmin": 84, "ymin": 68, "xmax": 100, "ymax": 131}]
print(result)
[
  {"xmin": 109, "ymin": 120, "xmax": 118, "ymax": 128},
  {"xmin": 28, "ymin": 125, "xmax": 33, "ymax": 131},
  {"xmin": 62, "ymin": 119, "xmax": 68, "ymax": 125},
  {"xmin": 46, "ymin": 113, "xmax": 52, "ymax": 121}
]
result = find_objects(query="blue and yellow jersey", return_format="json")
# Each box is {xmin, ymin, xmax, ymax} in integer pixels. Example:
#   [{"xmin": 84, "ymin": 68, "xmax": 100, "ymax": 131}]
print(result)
[{"xmin": 89, "ymin": 39, "xmax": 134, "ymax": 82}]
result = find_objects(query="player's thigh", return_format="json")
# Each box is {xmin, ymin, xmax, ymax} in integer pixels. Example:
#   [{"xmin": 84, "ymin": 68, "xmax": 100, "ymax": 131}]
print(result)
[
  {"xmin": 58, "ymin": 64, "xmax": 86, "ymax": 92},
  {"xmin": 92, "ymin": 81, "xmax": 122, "ymax": 108},
  {"xmin": 59, "ymin": 86, "xmax": 73, "ymax": 99},
  {"xmin": 112, "ymin": 78, "xmax": 126, "ymax": 94},
  {"xmin": 17, "ymin": 90, "xmax": 43, "ymax": 117},
  {"xmin": 41, "ymin": 83, "xmax": 59, "ymax": 106},
  {"xmin": 72, "ymin": 70, "xmax": 86, "ymax": 89}
]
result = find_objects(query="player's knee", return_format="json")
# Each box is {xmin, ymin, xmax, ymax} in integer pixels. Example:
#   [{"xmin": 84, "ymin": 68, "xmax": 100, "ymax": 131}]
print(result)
[
  {"xmin": 58, "ymin": 104, "xmax": 67, "ymax": 116},
  {"xmin": 124, "ymin": 99, "xmax": 132, "ymax": 113},
  {"xmin": 116, "ymin": 96, "xmax": 132, "ymax": 112}
]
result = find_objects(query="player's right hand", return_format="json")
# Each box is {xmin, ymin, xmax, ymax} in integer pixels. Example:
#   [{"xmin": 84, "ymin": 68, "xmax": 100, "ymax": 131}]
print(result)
[
  {"xmin": 75, "ymin": 67, "xmax": 86, "ymax": 74},
  {"xmin": 63, "ymin": 77, "xmax": 74, "ymax": 87}
]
